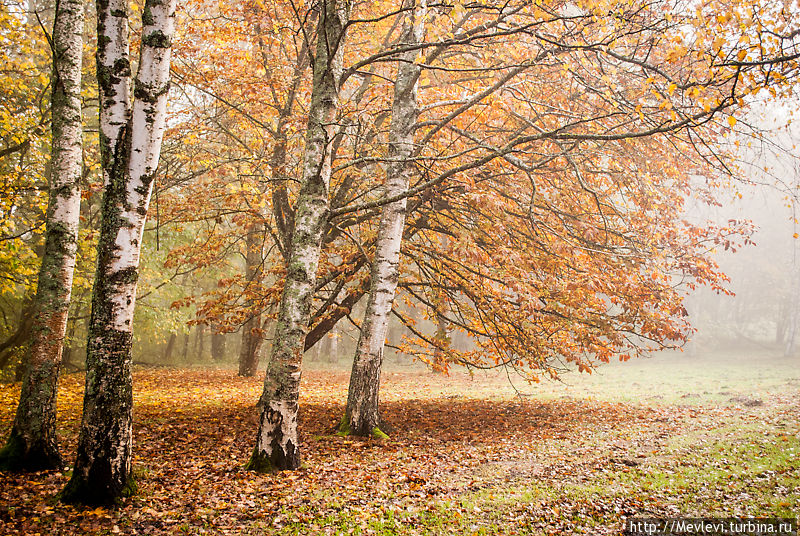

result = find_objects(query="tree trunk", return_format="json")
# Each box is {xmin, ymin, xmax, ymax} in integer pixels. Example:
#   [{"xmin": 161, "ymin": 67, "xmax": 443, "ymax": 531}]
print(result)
[
  {"xmin": 775, "ymin": 301, "xmax": 787, "ymax": 345},
  {"xmin": 236, "ymin": 17, "xmax": 309, "ymax": 377},
  {"xmin": 194, "ymin": 323, "xmax": 206, "ymax": 362},
  {"xmin": 343, "ymin": 1, "xmax": 425, "ymax": 438},
  {"xmin": 247, "ymin": 0, "xmax": 349, "ymax": 473},
  {"xmin": 238, "ymin": 223, "xmax": 264, "ymax": 376},
  {"xmin": 162, "ymin": 333, "xmax": 177, "ymax": 362},
  {"xmin": 239, "ymin": 319, "xmax": 262, "ymax": 375},
  {"xmin": 0, "ymin": 0, "xmax": 83, "ymax": 472},
  {"xmin": 325, "ymin": 329, "xmax": 339, "ymax": 363},
  {"xmin": 0, "ymin": 302, "xmax": 34, "ymax": 373},
  {"xmin": 182, "ymin": 330, "xmax": 190, "ymax": 361},
  {"xmin": 61, "ymin": 0, "xmax": 175, "ymax": 506},
  {"xmin": 431, "ymin": 233, "xmax": 452, "ymax": 373},
  {"xmin": 432, "ymin": 303, "xmax": 451, "ymax": 372},
  {"xmin": 784, "ymin": 301, "xmax": 798, "ymax": 357},
  {"xmin": 211, "ymin": 328, "xmax": 225, "ymax": 362}
]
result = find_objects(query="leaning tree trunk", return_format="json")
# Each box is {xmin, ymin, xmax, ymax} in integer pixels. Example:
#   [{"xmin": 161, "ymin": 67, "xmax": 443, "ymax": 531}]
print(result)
[
  {"xmin": 162, "ymin": 333, "xmax": 177, "ymax": 362},
  {"xmin": 342, "ymin": 0, "xmax": 426, "ymax": 438},
  {"xmin": 238, "ymin": 222, "xmax": 264, "ymax": 376},
  {"xmin": 247, "ymin": 0, "xmax": 349, "ymax": 472},
  {"xmin": 0, "ymin": 0, "xmax": 83, "ymax": 472},
  {"xmin": 61, "ymin": 0, "xmax": 175, "ymax": 506}
]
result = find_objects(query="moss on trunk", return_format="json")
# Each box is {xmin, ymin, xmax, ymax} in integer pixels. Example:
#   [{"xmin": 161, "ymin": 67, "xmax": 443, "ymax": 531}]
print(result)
[
  {"xmin": 336, "ymin": 413, "xmax": 390, "ymax": 440},
  {"xmin": 244, "ymin": 448, "xmax": 274, "ymax": 473},
  {"xmin": 0, "ymin": 428, "xmax": 62, "ymax": 472},
  {"xmin": 60, "ymin": 468, "xmax": 137, "ymax": 506},
  {"xmin": 1, "ymin": 0, "xmax": 84, "ymax": 474}
]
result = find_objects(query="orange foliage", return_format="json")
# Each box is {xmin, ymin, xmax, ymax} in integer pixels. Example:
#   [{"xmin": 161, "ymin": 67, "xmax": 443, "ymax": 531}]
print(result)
[{"xmin": 158, "ymin": 0, "xmax": 796, "ymax": 375}]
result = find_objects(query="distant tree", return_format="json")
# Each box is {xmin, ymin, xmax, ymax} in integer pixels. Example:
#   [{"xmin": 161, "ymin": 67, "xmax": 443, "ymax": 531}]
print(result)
[{"xmin": 238, "ymin": 221, "xmax": 265, "ymax": 375}]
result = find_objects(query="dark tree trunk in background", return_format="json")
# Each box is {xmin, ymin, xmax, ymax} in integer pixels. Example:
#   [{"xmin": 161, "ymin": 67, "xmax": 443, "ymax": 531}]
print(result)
[
  {"xmin": 238, "ymin": 222, "xmax": 264, "ymax": 376},
  {"xmin": 0, "ymin": 0, "xmax": 83, "ymax": 472},
  {"xmin": 239, "ymin": 321, "xmax": 263, "ymax": 376},
  {"xmin": 321, "ymin": 329, "xmax": 339, "ymax": 363},
  {"xmin": 0, "ymin": 303, "xmax": 34, "ymax": 372},
  {"xmin": 784, "ymin": 305, "xmax": 798, "ymax": 357},
  {"xmin": 162, "ymin": 333, "xmax": 177, "ymax": 362},
  {"xmin": 431, "ymin": 235, "xmax": 452, "ymax": 373},
  {"xmin": 194, "ymin": 323, "xmax": 206, "ymax": 362},
  {"xmin": 211, "ymin": 328, "xmax": 225, "ymax": 362},
  {"xmin": 432, "ymin": 306, "xmax": 452, "ymax": 372},
  {"xmin": 182, "ymin": 331, "xmax": 190, "ymax": 361}
]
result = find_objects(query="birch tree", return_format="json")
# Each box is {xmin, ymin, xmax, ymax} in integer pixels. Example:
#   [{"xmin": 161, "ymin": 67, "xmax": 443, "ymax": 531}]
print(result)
[
  {"xmin": 61, "ymin": 0, "xmax": 176, "ymax": 505},
  {"xmin": 341, "ymin": 0, "xmax": 426, "ymax": 438},
  {"xmin": 247, "ymin": 0, "xmax": 350, "ymax": 472},
  {"xmin": 238, "ymin": 32, "xmax": 308, "ymax": 377},
  {"xmin": 0, "ymin": 0, "xmax": 83, "ymax": 471}
]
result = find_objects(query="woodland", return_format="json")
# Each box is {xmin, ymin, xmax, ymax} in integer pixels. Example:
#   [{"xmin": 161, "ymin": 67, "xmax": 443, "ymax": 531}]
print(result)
[{"xmin": 0, "ymin": 0, "xmax": 799, "ymax": 533}]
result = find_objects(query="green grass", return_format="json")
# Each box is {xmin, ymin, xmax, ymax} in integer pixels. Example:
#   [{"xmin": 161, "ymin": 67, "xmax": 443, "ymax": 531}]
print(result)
[
  {"xmin": 398, "ymin": 422, "xmax": 800, "ymax": 535},
  {"xmin": 283, "ymin": 351, "xmax": 800, "ymax": 535},
  {"xmin": 438, "ymin": 349, "xmax": 800, "ymax": 405},
  {"xmin": 2, "ymin": 350, "xmax": 798, "ymax": 535}
]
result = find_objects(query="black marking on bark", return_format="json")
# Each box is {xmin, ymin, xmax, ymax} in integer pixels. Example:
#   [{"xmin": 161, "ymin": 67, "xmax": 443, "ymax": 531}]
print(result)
[
  {"xmin": 142, "ymin": 30, "xmax": 171, "ymax": 49},
  {"xmin": 133, "ymin": 79, "xmax": 170, "ymax": 104}
]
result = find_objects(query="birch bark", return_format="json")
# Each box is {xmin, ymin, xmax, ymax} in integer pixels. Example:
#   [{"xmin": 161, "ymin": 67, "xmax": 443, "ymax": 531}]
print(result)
[
  {"xmin": 237, "ymin": 26, "xmax": 309, "ymax": 377},
  {"xmin": 342, "ymin": 0, "xmax": 426, "ymax": 437},
  {"xmin": 247, "ymin": 0, "xmax": 350, "ymax": 472},
  {"xmin": 61, "ymin": 0, "xmax": 176, "ymax": 505},
  {"xmin": 0, "ymin": 0, "xmax": 83, "ymax": 472}
]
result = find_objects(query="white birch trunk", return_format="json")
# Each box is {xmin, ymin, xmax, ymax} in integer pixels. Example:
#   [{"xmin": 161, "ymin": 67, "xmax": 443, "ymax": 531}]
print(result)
[
  {"xmin": 248, "ymin": 0, "xmax": 350, "ymax": 472},
  {"xmin": 343, "ymin": 0, "xmax": 426, "ymax": 437},
  {"xmin": 62, "ymin": 0, "xmax": 176, "ymax": 505},
  {"xmin": 0, "ymin": 0, "xmax": 83, "ymax": 472}
]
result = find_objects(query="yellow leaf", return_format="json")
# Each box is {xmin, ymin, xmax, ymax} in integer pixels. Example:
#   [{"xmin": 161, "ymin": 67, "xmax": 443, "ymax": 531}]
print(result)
[
  {"xmin": 727, "ymin": 116, "xmax": 737, "ymax": 127},
  {"xmin": 668, "ymin": 82, "xmax": 677, "ymax": 95}
]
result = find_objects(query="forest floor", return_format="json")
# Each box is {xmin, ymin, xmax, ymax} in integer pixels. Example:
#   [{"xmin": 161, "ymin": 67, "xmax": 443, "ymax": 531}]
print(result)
[{"xmin": 0, "ymin": 351, "xmax": 798, "ymax": 535}]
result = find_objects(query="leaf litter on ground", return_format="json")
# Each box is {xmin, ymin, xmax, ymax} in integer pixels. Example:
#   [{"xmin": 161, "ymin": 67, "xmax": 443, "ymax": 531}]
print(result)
[{"xmin": 0, "ymin": 364, "xmax": 797, "ymax": 535}]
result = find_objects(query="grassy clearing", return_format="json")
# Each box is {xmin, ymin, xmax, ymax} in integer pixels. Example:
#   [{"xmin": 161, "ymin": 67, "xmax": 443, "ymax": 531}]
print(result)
[{"xmin": 0, "ymin": 350, "xmax": 798, "ymax": 535}]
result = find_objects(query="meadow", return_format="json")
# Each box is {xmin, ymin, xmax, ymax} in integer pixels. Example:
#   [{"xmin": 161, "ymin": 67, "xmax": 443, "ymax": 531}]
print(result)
[{"xmin": 0, "ymin": 350, "xmax": 797, "ymax": 535}]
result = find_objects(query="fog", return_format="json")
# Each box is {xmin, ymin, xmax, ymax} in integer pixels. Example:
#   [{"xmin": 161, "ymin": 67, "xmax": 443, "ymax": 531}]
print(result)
[
  {"xmin": 116, "ymin": 103, "xmax": 800, "ymax": 397},
  {"xmin": 682, "ymin": 105, "xmax": 800, "ymax": 360}
]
